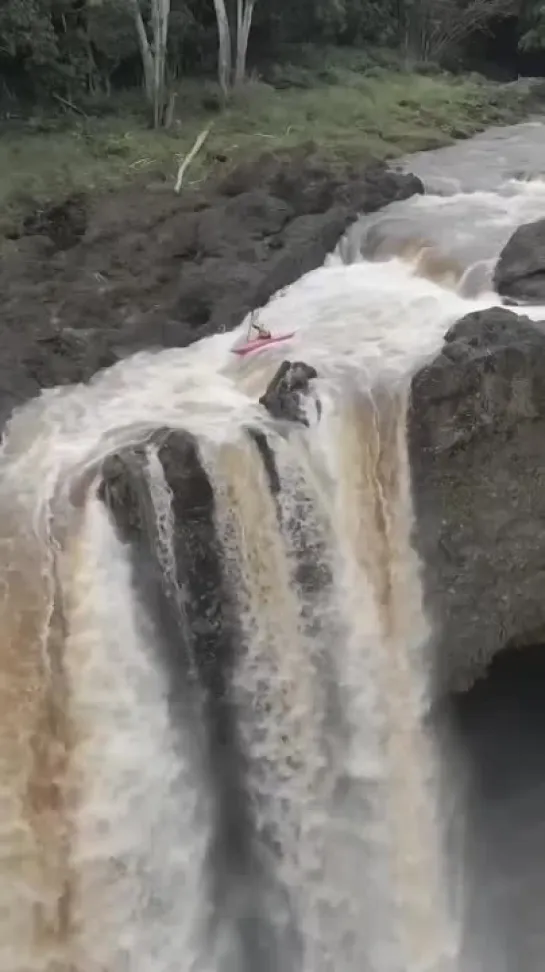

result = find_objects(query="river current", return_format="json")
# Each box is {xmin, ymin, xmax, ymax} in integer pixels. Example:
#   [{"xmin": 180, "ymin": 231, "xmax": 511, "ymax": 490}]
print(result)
[{"xmin": 3, "ymin": 120, "xmax": 545, "ymax": 972}]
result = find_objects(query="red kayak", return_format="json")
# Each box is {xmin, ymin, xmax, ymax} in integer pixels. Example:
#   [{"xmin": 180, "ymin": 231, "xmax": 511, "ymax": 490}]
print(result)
[{"xmin": 231, "ymin": 332, "xmax": 295, "ymax": 358}]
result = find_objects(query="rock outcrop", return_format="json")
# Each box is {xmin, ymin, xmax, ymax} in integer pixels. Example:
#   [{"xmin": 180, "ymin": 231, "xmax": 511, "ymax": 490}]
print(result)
[
  {"xmin": 0, "ymin": 154, "xmax": 422, "ymax": 427},
  {"xmin": 259, "ymin": 360, "xmax": 319, "ymax": 426},
  {"xmin": 494, "ymin": 217, "xmax": 545, "ymax": 302},
  {"xmin": 100, "ymin": 429, "xmax": 239, "ymax": 704},
  {"xmin": 409, "ymin": 305, "xmax": 545, "ymax": 694}
]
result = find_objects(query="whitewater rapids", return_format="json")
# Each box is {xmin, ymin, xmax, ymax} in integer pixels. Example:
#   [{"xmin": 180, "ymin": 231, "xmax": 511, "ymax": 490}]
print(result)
[{"xmin": 4, "ymin": 119, "xmax": 545, "ymax": 972}]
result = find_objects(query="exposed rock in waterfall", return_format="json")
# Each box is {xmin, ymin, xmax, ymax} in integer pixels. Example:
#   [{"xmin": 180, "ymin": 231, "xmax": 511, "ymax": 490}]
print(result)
[
  {"xmin": 494, "ymin": 217, "xmax": 545, "ymax": 302},
  {"xmin": 0, "ymin": 156, "xmax": 422, "ymax": 426},
  {"xmin": 99, "ymin": 429, "xmax": 240, "ymax": 704},
  {"xmin": 246, "ymin": 428, "xmax": 282, "ymax": 495},
  {"xmin": 408, "ymin": 306, "xmax": 545, "ymax": 694},
  {"xmin": 99, "ymin": 430, "xmax": 250, "ymax": 831},
  {"xmin": 98, "ymin": 428, "xmax": 297, "ymax": 970},
  {"xmin": 259, "ymin": 360, "xmax": 319, "ymax": 426}
]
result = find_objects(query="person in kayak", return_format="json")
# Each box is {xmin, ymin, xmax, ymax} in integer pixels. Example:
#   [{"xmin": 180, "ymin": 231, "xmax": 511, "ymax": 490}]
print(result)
[{"xmin": 248, "ymin": 311, "xmax": 271, "ymax": 341}]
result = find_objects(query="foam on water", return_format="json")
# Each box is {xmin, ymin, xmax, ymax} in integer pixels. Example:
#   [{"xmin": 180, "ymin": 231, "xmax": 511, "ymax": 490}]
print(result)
[
  {"xmin": 3, "ymin": 119, "xmax": 545, "ymax": 972},
  {"xmin": 0, "ymin": 257, "xmax": 500, "ymax": 520}
]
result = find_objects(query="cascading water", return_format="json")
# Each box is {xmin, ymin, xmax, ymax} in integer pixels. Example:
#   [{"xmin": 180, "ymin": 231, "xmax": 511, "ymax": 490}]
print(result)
[{"xmin": 4, "ymin": 119, "xmax": 545, "ymax": 972}]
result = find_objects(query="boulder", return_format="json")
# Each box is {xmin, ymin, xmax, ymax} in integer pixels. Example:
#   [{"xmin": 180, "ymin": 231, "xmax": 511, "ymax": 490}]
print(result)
[
  {"xmin": 494, "ymin": 217, "xmax": 545, "ymax": 302},
  {"xmin": 259, "ymin": 360, "xmax": 319, "ymax": 426},
  {"xmin": 408, "ymin": 306, "xmax": 545, "ymax": 694}
]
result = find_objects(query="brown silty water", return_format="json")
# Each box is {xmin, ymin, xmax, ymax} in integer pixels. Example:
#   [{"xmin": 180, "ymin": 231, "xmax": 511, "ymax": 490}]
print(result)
[{"xmin": 2, "ymin": 119, "xmax": 545, "ymax": 971}]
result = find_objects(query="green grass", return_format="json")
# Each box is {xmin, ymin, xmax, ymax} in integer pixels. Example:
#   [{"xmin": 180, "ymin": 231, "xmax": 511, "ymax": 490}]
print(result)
[{"xmin": 0, "ymin": 51, "xmax": 529, "ymax": 235}]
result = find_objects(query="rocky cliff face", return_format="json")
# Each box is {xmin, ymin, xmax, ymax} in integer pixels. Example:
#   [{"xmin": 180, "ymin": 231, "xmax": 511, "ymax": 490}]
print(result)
[{"xmin": 408, "ymin": 306, "xmax": 545, "ymax": 694}]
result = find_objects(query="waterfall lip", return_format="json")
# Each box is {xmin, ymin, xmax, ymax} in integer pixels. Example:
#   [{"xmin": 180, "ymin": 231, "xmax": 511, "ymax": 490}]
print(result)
[
  {"xmin": 0, "ymin": 404, "xmax": 272, "ymax": 519},
  {"xmin": 0, "ymin": 250, "xmax": 521, "ymax": 514}
]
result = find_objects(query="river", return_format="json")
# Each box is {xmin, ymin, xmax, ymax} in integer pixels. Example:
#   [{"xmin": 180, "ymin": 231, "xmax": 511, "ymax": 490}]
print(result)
[{"xmin": 2, "ymin": 120, "xmax": 545, "ymax": 972}]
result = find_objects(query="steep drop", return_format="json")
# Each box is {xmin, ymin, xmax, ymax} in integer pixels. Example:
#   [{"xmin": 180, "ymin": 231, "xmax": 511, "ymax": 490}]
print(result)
[
  {"xmin": 7, "ymin": 120, "xmax": 545, "ymax": 971},
  {"xmin": 0, "ymin": 283, "xmax": 464, "ymax": 970}
]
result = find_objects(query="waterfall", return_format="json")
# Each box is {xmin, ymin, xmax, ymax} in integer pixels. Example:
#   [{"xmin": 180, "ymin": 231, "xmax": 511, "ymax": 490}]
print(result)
[
  {"xmin": 8, "ymin": 120, "xmax": 545, "ymax": 971},
  {"xmin": 0, "ymin": 252, "xmax": 495, "ymax": 971}
]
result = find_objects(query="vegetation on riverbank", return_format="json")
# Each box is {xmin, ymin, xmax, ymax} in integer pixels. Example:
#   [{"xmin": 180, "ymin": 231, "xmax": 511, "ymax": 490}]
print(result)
[
  {"xmin": 0, "ymin": 49, "xmax": 532, "ymax": 238},
  {"xmin": 1, "ymin": 0, "xmax": 539, "ymax": 237}
]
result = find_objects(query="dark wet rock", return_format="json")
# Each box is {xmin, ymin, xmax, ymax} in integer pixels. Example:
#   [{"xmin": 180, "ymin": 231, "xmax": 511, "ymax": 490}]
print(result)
[
  {"xmin": 246, "ymin": 428, "xmax": 282, "ymax": 495},
  {"xmin": 218, "ymin": 151, "xmax": 423, "ymax": 216},
  {"xmin": 99, "ymin": 428, "xmax": 294, "ymax": 967},
  {"xmin": 409, "ymin": 305, "xmax": 545, "ymax": 694},
  {"xmin": 21, "ymin": 193, "xmax": 88, "ymax": 250},
  {"xmin": 99, "ymin": 448, "xmax": 149, "ymax": 538},
  {"xmin": 259, "ymin": 360, "xmax": 319, "ymax": 426},
  {"xmin": 24, "ymin": 327, "xmax": 121, "ymax": 389},
  {"xmin": 251, "ymin": 209, "xmax": 350, "ymax": 312},
  {"xmin": 99, "ymin": 427, "xmax": 247, "ymax": 810},
  {"xmin": 0, "ymin": 154, "xmax": 422, "ymax": 425},
  {"xmin": 100, "ymin": 426, "xmax": 253, "ymax": 713},
  {"xmin": 494, "ymin": 217, "xmax": 545, "ymax": 302}
]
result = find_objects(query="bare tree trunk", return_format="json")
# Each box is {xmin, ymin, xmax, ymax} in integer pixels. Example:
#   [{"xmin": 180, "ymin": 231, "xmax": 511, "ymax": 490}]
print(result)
[
  {"xmin": 212, "ymin": 0, "xmax": 232, "ymax": 97},
  {"xmin": 131, "ymin": 0, "xmax": 171, "ymax": 128},
  {"xmin": 234, "ymin": 0, "xmax": 255, "ymax": 88},
  {"xmin": 151, "ymin": 0, "xmax": 171, "ymax": 128},
  {"xmin": 131, "ymin": 0, "xmax": 154, "ymax": 102}
]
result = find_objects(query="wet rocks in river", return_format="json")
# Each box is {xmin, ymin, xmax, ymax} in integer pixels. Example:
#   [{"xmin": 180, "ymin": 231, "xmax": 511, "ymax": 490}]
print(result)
[
  {"xmin": 494, "ymin": 217, "xmax": 545, "ymax": 302},
  {"xmin": 0, "ymin": 153, "xmax": 422, "ymax": 426},
  {"xmin": 259, "ymin": 360, "xmax": 319, "ymax": 426},
  {"xmin": 408, "ymin": 305, "xmax": 545, "ymax": 695}
]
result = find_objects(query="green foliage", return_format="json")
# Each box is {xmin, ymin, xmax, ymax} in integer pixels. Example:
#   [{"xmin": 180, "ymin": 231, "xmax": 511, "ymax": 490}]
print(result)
[
  {"xmin": 0, "ymin": 0, "xmax": 228, "ymax": 102},
  {"xmin": 87, "ymin": 0, "xmax": 138, "ymax": 75},
  {"xmin": 0, "ymin": 0, "xmax": 527, "ymax": 107},
  {"xmin": 0, "ymin": 0, "xmax": 57, "ymax": 63},
  {"xmin": 0, "ymin": 0, "xmax": 58, "ymax": 88},
  {"xmin": 519, "ymin": 1, "xmax": 545, "ymax": 50},
  {"xmin": 0, "ymin": 66, "xmax": 523, "ymax": 234},
  {"xmin": 0, "ymin": 0, "xmax": 122, "ymax": 97}
]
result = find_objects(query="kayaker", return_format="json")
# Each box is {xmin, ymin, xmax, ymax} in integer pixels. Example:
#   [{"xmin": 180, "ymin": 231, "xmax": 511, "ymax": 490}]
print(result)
[
  {"xmin": 248, "ymin": 312, "xmax": 271, "ymax": 341},
  {"xmin": 253, "ymin": 324, "xmax": 272, "ymax": 340}
]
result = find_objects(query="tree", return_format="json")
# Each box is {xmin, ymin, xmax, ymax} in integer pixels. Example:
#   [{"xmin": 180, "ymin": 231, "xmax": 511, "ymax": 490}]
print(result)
[
  {"xmin": 234, "ymin": 0, "xmax": 256, "ymax": 86},
  {"xmin": 130, "ymin": 0, "xmax": 171, "ymax": 126},
  {"xmin": 211, "ymin": 0, "xmax": 231, "ymax": 95},
  {"xmin": 0, "ymin": 0, "xmax": 57, "ymax": 63},
  {"xmin": 211, "ymin": 0, "xmax": 256, "ymax": 95},
  {"xmin": 518, "ymin": 0, "xmax": 545, "ymax": 51},
  {"xmin": 0, "ymin": 0, "xmax": 63, "ymax": 95},
  {"xmin": 86, "ymin": 0, "xmax": 140, "ymax": 96},
  {"xmin": 400, "ymin": 0, "xmax": 517, "ymax": 63}
]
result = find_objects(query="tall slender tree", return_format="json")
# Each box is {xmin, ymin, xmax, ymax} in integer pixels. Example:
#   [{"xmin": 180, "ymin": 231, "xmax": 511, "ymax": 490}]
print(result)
[
  {"xmin": 211, "ymin": 0, "xmax": 257, "ymax": 95},
  {"xmin": 130, "ymin": 0, "xmax": 171, "ymax": 127}
]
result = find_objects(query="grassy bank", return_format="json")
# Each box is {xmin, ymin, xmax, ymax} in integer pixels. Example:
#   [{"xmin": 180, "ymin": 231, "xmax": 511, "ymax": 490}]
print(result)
[{"xmin": 0, "ymin": 49, "xmax": 531, "ymax": 235}]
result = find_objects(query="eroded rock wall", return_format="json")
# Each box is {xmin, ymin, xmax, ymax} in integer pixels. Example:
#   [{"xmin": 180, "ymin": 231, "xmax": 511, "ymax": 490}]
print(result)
[{"xmin": 409, "ymin": 306, "xmax": 545, "ymax": 693}]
